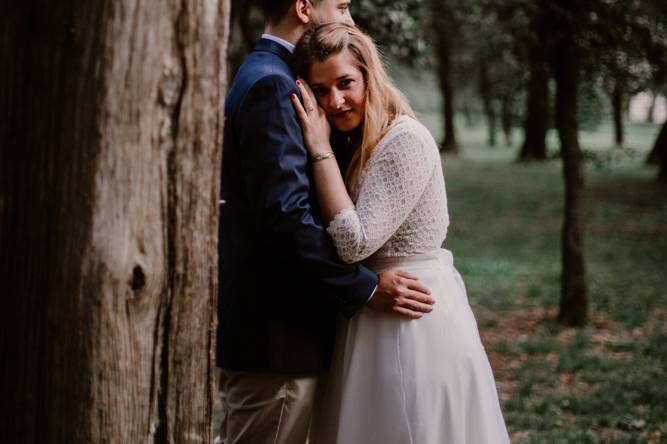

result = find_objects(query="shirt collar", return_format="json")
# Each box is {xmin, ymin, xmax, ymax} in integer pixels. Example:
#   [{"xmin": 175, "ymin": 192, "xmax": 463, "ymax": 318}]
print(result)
[{"xmin": 261, "ymin": 33, "xmax": 295, "ymax": 53}]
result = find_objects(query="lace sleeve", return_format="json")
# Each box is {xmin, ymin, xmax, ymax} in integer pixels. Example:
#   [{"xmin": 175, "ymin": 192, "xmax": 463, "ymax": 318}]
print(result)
[{"xmin": 326, "ymin": 123, "xmax": 436, "ymax": 263}]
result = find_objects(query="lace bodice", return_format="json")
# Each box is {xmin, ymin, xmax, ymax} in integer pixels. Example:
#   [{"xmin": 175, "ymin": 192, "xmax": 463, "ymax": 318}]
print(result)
[{"xmin": 326, "ymin": 116, "xmax": 450, "ymax": 264}]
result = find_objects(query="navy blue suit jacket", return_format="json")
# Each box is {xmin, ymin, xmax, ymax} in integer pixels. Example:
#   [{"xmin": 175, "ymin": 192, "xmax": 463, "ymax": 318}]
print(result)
[{"xmin": 217, "ymin": 39, "xmax": 378, "ymax": 372}]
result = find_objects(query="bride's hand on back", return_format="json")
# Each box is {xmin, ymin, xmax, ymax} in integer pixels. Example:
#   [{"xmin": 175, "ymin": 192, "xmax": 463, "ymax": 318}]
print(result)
[{"xmin": 291, "ymin": 78, "xmax": 332, "ymax": 156}]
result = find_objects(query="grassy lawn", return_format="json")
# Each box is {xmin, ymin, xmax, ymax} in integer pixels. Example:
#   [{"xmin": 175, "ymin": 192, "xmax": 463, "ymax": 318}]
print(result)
[{"xmin": 423, "ymin": 116, "xmax": 667, "ymax": 443}]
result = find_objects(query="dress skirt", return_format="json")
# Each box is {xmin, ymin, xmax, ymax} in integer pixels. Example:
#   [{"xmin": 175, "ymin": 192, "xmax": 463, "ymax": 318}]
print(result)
[{"xmin": 310, "ymin": 249, "xmax": 510, "ymax": 444}]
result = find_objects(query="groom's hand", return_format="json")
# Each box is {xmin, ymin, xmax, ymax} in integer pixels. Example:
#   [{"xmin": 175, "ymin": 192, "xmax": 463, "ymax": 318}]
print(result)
[{"xmin": 368, "ymin": 270, "xmax": 435, "ymax": 319}]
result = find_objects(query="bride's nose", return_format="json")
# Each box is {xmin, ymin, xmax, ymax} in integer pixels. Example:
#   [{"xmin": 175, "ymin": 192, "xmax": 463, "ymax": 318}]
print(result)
[{"xmin": 328, "ymin": 90, "xmax": 345, "ymax": 110}]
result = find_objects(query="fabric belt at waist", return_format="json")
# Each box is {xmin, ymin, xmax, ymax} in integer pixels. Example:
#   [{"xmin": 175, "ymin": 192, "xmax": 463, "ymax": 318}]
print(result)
[{"xmin": 363, "ymin": 248, "xmax": 454, "ymax": 273}]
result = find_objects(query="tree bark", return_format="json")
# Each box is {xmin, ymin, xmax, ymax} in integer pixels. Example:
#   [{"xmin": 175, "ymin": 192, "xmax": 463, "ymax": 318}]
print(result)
[
  {"xmin": 461, "ymin": 102, "xmax": 475, "ymax": 127},
  {"xmin": 518, "ymin": 57, "xmax": 550, "ymax": 161},
  {"xmin": 646, "ymin": 91, "xmax": 656, "ymax": 123},
  {"xmin": 479, "ymin": 60, "xmax": 497, "ymax": 148},
  {"xmin": 611, "ymin": 83, "xmax": 624, "ymax": 146},
  {"xmin": 553, "ymin": 41, "xmax": 588, "ymax": 327},
  {"xmin": 501, "ymin": 93, "xmax": 514, "ymax": 147},
  {"xmin": 652, "ymin": 121, "xmax": 667, "ymax": 182},
  {"xmin": 646, "ymin": 119, "xmax": 665, "ymax": 165},
  {"xmin": 430, "ymin": 0, "xmax": 459, "ymax": 153},
  {"xmin": 0, "ymin": 1, "xmax": 229, "ymax": 443}
]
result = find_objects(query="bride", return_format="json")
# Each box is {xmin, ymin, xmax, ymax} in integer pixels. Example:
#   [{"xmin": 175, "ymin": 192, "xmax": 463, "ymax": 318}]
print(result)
[{"xmin": 290, "ymin": 23, "xmax": 510, "ymax": 443}]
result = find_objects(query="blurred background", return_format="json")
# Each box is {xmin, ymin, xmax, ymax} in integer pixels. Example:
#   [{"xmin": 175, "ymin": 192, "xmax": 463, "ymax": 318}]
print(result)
[{"xmin": 222, "ymin": 1, "xmax": 667, "ymax": 442}]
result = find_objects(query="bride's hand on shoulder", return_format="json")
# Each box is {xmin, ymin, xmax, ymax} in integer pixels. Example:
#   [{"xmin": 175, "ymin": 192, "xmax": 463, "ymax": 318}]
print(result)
[{"xmin": 291, "ymin": 78, "xmax": 332, "ymax": 156}]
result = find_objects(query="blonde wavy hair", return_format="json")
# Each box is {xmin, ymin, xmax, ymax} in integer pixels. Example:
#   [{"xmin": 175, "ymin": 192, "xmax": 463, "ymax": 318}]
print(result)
[{"xmin": 293, "ymin": 23, "xmax": 415, "ymax": 190}]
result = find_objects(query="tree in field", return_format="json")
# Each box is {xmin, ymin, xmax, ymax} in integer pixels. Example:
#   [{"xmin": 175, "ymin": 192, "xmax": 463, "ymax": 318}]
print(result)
[
  {"xmin": 516, "ymin": 2, "xmax": 551, "ymax": 161},
  {"xmin": 356, "ymin": 0, "xmax": 460, "ymax": 152},
  {"xmin": 474, "ymin": 3, "xmax": 523, "ymax": 149},
  {"xmin": 478, "ymin": 59, "xmax": 498, "ymax": 147},
  {"xmin": 427, "ymin": 0, "xmax": 462, "ymax": 153},
  {"xmin": 592, "ymin": 1, "xmax": 656, "ymax": 148},
  {"xmin": 0, "ymin": 2, "xmax": 229, "ymax": 442},
  {"xmin": 640, "ymin": 0, "xmax": 667, "ymax": 179},
  {"xmin": 466, "ymin": 0, "xmax": 588, "ymax": 324},
  {"xmin": 653, "ymin": 122, "xmax": 667, "ymax": 181},
  {"xmin": 449, "ymin": 0, "xmax": 552, "ymax": 160},
  {"xmin": 504, "ymin": 0, "xmax": 655, "ymax": 325},
  {"xmin": 645, "ymin": 89, "xmax": 666, "ymax": 167},
  {"xmin": 543, "ymin": 0, "xmax": 597, "ymax": 326}
]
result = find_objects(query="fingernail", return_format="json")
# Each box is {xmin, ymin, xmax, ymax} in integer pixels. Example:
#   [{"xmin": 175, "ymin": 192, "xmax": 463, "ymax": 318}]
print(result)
[{"xmin": 296, "ymin": 79, "xmax": 301, "ymax": 85}]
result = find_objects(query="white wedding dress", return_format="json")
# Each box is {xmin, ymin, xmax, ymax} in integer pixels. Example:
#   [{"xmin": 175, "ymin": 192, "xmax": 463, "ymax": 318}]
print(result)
[{"xmin": 310, "ymin": 116, "xmax": 510, "ymax": 444}]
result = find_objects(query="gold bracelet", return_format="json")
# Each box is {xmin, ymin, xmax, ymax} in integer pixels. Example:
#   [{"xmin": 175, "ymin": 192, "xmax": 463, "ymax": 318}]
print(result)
[{"xmin": 312, "ymin": 151, "xmax": 335, "ymax": 163}]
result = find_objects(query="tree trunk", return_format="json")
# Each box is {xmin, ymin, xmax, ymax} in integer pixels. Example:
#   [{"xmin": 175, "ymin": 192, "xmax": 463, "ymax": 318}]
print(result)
[
  {"xmin": 436, "ymin": 39, "xmax": 459, "ymax": 153},
  {"xmin": 227, "ymin": 0, "xmax": 259, "ymax": 83},
  {"xmin": 553, "ymin": 42, "xmax": 588, "ymax": 327},
  {"xmin": 0, "ymin": 2, "xmax": 229, "ymax": 443},
  {"xmin": 501, "ymin": 93, "xmax": 514, "ymax": 147},
  {"xmin": 479, "ymin": 60, "xmax": 497, "ymax": 148},
  {"xmin": 646, "ymin": 91, "xmax": 656, "ymax": 123},
  {"xmin": 611, "ymin": 83, "xmax": 624, "ymax": 146},
  {"xmin": 652, "ymin": 121, "xmax": 667, "ymax": 182},
  {"xmin": 647, "ymin": 120, "xmax": 665, "ymax": 165},
  {"xmin": 461, "ymin": 101, "xmax": 475, "ymax": 127},
  {"xmin": 518, "ymin": 58, "xmax": 550, "ymax": 161},
  {"xmin": 430, "ymin": 0, "xmax": 459, "ymax": 153}
]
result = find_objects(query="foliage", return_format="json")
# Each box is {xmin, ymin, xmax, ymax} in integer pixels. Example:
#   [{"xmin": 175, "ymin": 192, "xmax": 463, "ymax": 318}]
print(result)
[{"xmin": 352, "ymin": 0, "xmax": 429, "ymax": 63}]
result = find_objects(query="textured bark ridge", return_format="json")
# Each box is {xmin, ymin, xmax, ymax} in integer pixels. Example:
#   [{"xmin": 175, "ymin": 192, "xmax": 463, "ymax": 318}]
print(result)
[{"xmin": 0, "ymin": 1, "xmax": 229, "ymax": 443}]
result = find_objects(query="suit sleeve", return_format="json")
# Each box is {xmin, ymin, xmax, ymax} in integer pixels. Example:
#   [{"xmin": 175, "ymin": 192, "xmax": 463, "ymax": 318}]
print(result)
[{"xmin": 235, "ymin": 73, "xmax": 377, "ymax": 317}]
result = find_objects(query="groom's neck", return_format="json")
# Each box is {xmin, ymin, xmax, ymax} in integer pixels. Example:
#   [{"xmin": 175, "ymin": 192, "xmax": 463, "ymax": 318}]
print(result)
[{"xmin": 264, "ymin": 21, "xmax": 306, "ymax": 47}]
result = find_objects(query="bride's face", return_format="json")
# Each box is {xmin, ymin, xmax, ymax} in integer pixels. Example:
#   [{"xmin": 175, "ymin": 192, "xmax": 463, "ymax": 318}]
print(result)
[{"xmin": 308, "ymin": 50, "xmax": 366, "ymax": 133}]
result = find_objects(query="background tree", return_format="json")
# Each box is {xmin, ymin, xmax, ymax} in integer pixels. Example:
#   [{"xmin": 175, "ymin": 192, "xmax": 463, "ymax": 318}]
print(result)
[
  {"xmin": 544, "ymin": 0, "xmax": 607, "ymax": 327},
  {"xmin": 427, "ymin": 0, "xmax": 462, "ymax": 153},
  {"xmin": 354, "ymin": 0, "xmax": 428, "ymax": 63},
  {"xmin": 592, "ymin": 0, "xmax": 655, "ymax": 148},
  {"xmin": 515, "ymin": 1, "xmax": 551, "ymax": 161},
  {"xmin": 0, "ymin": 1, "xmax": 229, "ymax": 442},
  {"xmin": 227, "ymin": 0, "xmax": 262, "ymax": 82},
  {"xmin": 653, "ymin": 122, "xmax": 667, "ymax": 181},
  {"xmin": 471, "ymin": 0, "xmax": 524, "ymax": 148},
  {"xmin": 640, "ymin": 0, "xmax": 667, "ymax": 177}
]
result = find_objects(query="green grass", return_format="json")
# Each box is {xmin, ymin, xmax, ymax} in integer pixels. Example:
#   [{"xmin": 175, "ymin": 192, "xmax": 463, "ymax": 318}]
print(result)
[
  {"xmin": 428, "ymin": 117, "xmax": 667, "ymax": 324},
  {"xmin": 497, "ymin": 326, "xmax": 667, "ymax": 443},
  {"xmin": 420, "ymin": 117, "xmax": 667, "ymax": 443}
]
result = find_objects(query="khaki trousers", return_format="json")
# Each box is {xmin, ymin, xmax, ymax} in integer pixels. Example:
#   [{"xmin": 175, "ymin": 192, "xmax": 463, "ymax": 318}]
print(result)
[{"xmin": 218, "ymin": 369, "xmax": 323, "ymax": 444}]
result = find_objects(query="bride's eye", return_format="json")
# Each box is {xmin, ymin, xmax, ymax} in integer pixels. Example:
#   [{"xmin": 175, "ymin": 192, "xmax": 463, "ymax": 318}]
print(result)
[
  {"xmin": 339, "ymin": 79, "xmax": 352, "ymax": 88},
  {"xmin": 313, "ymin": 87, "xmax": 326, "ymax": 96}
]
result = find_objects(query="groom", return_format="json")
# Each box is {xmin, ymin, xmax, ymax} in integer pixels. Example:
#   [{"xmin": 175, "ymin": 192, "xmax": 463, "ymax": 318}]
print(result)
[{"xmin": 218, "ymin": 1, "xmax": 435, "ymax": 442}]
